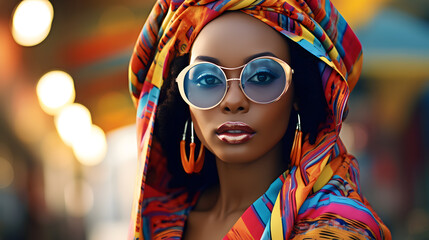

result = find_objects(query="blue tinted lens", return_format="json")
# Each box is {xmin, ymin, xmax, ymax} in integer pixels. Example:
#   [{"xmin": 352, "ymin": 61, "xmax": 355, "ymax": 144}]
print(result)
[
  {"xmin": 241, "ymin": 58, "xmax": 286, "ymax": 103},
  {"xmin": 183, "ymin": 63, "xmax": 226, "ymax": 109}
]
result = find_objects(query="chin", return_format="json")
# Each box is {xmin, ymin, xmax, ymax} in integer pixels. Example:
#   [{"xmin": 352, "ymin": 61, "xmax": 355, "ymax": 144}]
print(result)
[{"xmin": 210, "ymin": 144, "xmax": 267, "ymax": 164}]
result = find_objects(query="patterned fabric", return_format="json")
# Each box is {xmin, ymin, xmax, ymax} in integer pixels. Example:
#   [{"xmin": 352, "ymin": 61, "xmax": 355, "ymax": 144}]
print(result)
[{"xmin": 128, "ymin": 0, "xmax": 391, "ymax": 239}]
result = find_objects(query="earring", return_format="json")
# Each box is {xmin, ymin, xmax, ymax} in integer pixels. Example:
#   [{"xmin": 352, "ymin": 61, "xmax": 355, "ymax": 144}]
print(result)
[
  {"xmin": 180, "ymin": 119, "xmax": 205, "ymax": 174},
  {"xmin": 290, "ymin": 113, "xmax": 302, "ymax": 167}
]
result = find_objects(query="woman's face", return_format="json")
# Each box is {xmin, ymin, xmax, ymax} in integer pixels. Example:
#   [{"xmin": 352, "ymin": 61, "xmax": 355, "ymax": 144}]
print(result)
[{"xmin": 189, "ymin": 12, "xmax": 294, "ymax": 164}]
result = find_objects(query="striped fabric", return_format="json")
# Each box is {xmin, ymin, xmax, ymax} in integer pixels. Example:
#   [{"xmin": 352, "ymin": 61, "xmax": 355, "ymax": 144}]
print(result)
[{"xmin": 128, "ymin": 0, "xmax": 391, "ymax": 239}]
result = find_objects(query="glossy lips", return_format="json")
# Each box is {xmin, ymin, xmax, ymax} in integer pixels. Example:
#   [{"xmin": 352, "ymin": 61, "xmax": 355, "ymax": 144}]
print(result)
[{"xmin": 216, "ymin": 121, "xmax": 255, "ymax": 144}]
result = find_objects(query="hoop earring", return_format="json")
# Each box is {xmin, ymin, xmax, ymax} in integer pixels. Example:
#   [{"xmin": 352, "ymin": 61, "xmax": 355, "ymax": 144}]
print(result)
[
  {"xmin": 180, "ymin": 119, "xmax": 205, "ymax": 174},
  {"xmin": 290, "ymin": 113, "xmax": 302, "ymax": 167}
]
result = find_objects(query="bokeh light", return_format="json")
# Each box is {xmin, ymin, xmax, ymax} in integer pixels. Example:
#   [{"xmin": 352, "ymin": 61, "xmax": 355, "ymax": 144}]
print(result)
[
  {"xmin": 64, "ymin": 179, "xmax": 94, "ymax": 217},
  {"xmin": 55, "ymin": 103, "xmax": 92, "ymax": 146},
  {"xmin": 340, "ymin": 123, "xmax": 355, "ymax": 153},
  {"xmin": 12, "ymin": 0, "xmax": 54, "ymax": 47},
  {"xmin": 72, "ymin": 125, "xmax": 107, "ymax": 166},
  {"xmin": 36, "ymin": 70, "xmax": 75, "ymax": 115},
  {"xmin": 0, "ymin": 157, "xmax": 14, "ymax": 189}
]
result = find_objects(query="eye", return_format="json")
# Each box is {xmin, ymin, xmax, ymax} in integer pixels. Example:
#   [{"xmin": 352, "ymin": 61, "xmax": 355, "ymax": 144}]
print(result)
[
  {"xmin": 195, "ymin": 73, "xmax": 223, "ymax": 87},
  {"xmin": 246, "ymin": 70, "xmax": 277, "ymax": 85}
]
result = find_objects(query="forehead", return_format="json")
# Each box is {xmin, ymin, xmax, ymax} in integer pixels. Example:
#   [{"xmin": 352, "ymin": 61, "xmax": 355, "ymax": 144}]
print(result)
[{"xmin": 190, "ymin": 12, "xmax": 290, "ymax": 66}]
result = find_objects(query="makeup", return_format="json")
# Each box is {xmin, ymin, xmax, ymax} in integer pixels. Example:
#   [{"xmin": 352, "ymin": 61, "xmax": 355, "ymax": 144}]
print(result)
[{"xmin": 216, "ymin": 121, "xmax": 255, "ymax": 144}]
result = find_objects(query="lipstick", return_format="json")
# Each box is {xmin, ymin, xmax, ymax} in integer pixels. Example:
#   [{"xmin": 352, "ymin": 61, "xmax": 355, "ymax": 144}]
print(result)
[{"xmin": 216, "ymin": 121, "xmax": 255, "ymax": 144}]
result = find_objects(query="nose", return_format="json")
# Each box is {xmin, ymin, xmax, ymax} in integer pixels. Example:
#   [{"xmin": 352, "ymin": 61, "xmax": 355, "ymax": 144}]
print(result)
[{"xmin": 219, "ymin": 80, "xmax": 249, "ymax": 113}]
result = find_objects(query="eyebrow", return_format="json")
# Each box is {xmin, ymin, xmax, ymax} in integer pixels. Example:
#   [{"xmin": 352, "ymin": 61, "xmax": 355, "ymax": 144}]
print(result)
[
  {"xmin": 194, "ymin": 55, "xmax": 221, "ymax": 65},
  {"xmin": 193, "ymin": 52, "xmax": 278, "ymax": 66},
  {"xmin": 244, "ymin": 52, "xmax": 277, "ymax": 63}
]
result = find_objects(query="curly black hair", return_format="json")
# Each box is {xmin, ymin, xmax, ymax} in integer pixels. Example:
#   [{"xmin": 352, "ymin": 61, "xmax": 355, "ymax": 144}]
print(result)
[{"xmin": 153, "ymin": 39, "xmax": 328, "ymax": 190}]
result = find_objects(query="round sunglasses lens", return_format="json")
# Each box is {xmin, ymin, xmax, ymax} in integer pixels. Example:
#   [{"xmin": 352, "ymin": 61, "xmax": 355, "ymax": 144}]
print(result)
[
  {"xmin": 241, "ymin": 58, "xmax": 286, "ymax": 103},
  {"xmin": 183, "ymin": 63, "xmax": 226, "ymax": 109}
]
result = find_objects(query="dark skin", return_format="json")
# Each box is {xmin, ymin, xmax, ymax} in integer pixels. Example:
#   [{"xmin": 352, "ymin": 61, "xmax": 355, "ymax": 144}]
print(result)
[{"xmin": 183, "ymin": 12, "xmax": 296, "ymax": 240}]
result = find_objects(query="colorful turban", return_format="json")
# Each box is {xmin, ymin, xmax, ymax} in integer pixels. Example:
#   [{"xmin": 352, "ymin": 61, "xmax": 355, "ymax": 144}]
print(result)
[{"xmin": 128, "ymin": 0, "xmax": 391, "ymax": 239}]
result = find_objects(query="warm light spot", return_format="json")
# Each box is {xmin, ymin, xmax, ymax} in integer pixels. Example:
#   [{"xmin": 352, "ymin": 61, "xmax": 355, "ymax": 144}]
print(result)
[
  {"xmin": 64, "ymin": 179, "xmax": 94, "ymax": 217},
  {"xmin": 89, "ymin": 222, "xmax": 130, "ymax": 240},
  {"xmin": 37, "ymin": 70, "xmax": 75, "ymax": 115},
  {"xmin": 72, "ymin": 125, "xmax": 107, "ymax": 166},
  {"xmin": 0, "ymin": 157, "xmax": 14, "ymax": 188},
  {"xmin": 331, "ymin": 0, "xmax": 389, "ymax": 28},
  {"xmin": 12, "ymin": 0, "xmax": 54, "ymax": 46},
  {"xmin": 353, "ymin": 124, "xmax": 369, "ymax": 151},
  {"xmin": 0, "ymin": 24, "xmax": 21, "ymax": 85},
  {"xmin": 55, "ymin": 103, "xmax": 92, "ymax": 146},
  {"xmin": 340, "ymin": 123, "xmax": 355, "ymax": 153},
  {"xmin": 107, "ymin": 124, "xmax": 137, "ymax": 164},
  {"xmin": 12, "ymin": 84, "xmax": 50, "ymax": 145}
]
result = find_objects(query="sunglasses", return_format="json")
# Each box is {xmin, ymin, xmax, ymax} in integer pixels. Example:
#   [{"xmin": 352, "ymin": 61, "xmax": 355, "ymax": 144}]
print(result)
[{"xmin": 176, "ymin": 56, "xmax": 294, "ymax": 110}]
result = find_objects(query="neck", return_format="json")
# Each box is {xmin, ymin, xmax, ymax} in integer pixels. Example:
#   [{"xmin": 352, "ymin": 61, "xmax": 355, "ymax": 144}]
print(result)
[{"xmin": 212, "ymin": 142, "xmax": 287, "ymax": 217}]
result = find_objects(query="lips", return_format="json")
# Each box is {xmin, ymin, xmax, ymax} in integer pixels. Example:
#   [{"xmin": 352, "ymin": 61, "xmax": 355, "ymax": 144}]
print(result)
[{"xmin": 216, "ymin": 121, "xmax": 255, "ymax": 144}]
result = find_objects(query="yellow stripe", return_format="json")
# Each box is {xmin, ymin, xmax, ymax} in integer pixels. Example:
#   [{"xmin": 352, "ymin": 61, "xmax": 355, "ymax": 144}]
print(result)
[
  {"xmin": 150, "ymin": 6, "xmax": 176, "ymax": 88},
  {"xmin": 228, "ymin": 0, "xmax": 256, "ymax": 10},
  {"xmin": 129, "ymin": 64, "xmax": 138, "ymax": 88},
  {"xmin": 160, "ymin": 8, "xmax": 174, "ymax": 36},
  {"xmin": 152, "ymin": 40, "xmax": 174, "ymax": 88},
  {"xmin": 270, "ymin": 191, "xmax": 284, "ymax": 240},
  {"xmin": 313, "ymin": 155, "xmax": 334, "ymax": 192},
  {"xmin": 301, "ymin": 27, "xmax": 316, "ymax": 44}
]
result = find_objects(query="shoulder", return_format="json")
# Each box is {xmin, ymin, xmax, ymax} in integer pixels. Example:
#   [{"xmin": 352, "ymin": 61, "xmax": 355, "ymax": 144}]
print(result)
[{"xmin": 292, "ymin": 175, "xmax": 388, "ymax": 240}]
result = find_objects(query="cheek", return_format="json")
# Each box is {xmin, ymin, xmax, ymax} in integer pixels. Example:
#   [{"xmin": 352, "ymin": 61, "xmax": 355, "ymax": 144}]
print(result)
[
  {"xmin": 258, "ymin": 97, "xmax": 293, "ymax": 143},
  {"xmin": 254, "ymin": 88, "xmax": 295, "ymax": 156},
  {"xmin": 260, "ymin": 84, "xmax": 294, "ymax": 127}
]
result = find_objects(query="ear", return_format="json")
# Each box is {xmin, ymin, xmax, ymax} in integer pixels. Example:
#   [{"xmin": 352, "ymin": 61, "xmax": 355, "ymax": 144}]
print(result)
[
  {"xmin": 291, "ymin": 83, "xmax": 299, "ymax": 112},
  {"xmin": 293, "ymin": 102, "xmax": 299, "ymax": 112}
]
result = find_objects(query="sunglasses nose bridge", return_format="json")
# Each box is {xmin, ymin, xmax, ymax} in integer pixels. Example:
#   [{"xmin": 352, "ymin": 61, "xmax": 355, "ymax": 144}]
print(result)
[
  {"xmin": 224, "ymin": 78, "xmax": 242, "ymax": 97},
  {"xmin": 220, "ymin": 64, "xmax": 244, "ymax": 80}
]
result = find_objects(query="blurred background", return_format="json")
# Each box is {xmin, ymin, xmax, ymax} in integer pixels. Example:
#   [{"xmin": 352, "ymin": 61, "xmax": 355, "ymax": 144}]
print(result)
[{"xmin": 0, "ymin": 0, "xmax": 428, "ymax": 239}]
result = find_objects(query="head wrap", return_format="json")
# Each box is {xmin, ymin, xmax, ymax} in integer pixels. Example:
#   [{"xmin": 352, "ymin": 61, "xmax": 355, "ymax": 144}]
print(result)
[{"xmin": 128, "ymin": 0, "xmax": 391, "ymax": 239}]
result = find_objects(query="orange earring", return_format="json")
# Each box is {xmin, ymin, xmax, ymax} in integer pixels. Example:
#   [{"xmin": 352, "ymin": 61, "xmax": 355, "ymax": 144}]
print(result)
[
  {"xmin": 180, "ymin": 120, "xmax": 205, "ymax": 174},
  {"xmin": 290, "ymin": 113, "xmax": 302, "ymax": 167}
]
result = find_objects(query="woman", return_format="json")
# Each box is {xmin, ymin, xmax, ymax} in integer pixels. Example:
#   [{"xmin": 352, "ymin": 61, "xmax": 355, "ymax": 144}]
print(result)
[{"xmin": 128, "ymin": 0, "xmax": 391, "ymax": 239}]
